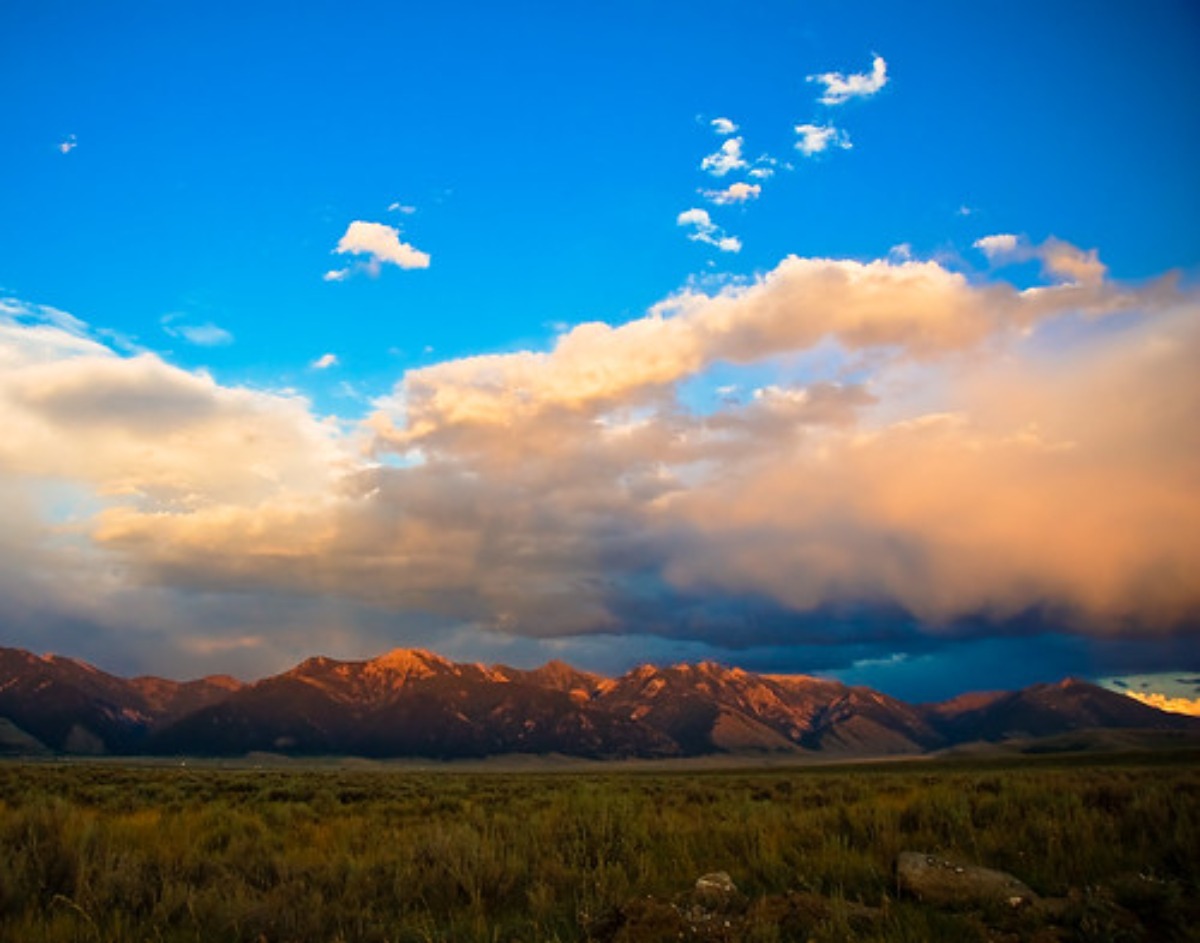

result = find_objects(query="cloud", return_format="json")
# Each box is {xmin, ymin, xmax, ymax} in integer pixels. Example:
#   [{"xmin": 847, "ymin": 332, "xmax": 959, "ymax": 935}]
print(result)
[
  {"xmin": 388, "ymin": 202, "xmax": 417, "ymax": 214},
  {"xmin": 161, "ymin": 315, "xmax": 233, "ymax": 347},
  {"xmin": 374, "ymin": 241, "xmax": 1176, "ymax": 437},
  {"xmin": 59, "ymin": 135, "xmax": 77, "ymax": 155},
  {"xmin": 323, "ymin": 268, "xmax": 350, "ymax": 282},
  {"xmin": 331, "ymin": 220, "xmax": 430, "ymax": 277},
  {"xmin": 349, "ymin": 240, "xmax": 1190, "ymax": 640},
  {"xmin": 1123, "ymin": 691, "xmax": 1200, "ymax": 716},
  {"xmin": 700, "ymin": 137, "xmax": 748, "ymax": 176},
  {"xmin": 1, "ymin": 298, "xmax": 349, "ymax": 504},
  {"xmin": 312, "ymin": 352, "xmax": 339, "ymax": 369},
  {"xmin": 974, "ymin": 233, "xmax": 1021, "ymax": 258},
  {"xmin": 1, "ymin": 241, "xmax": 1194, "ymax": 677},
  {"xmin": 808, "ymin": 55, "xmax": 889, "ymax": 106},
  {"xmin": 710, "ymin": 117, "xmax": 738, "ymax": 136},
  {"xmin": 795, "ymin": 123, "xmax": 852, "ymax": 156},
  {"xmin": 676, "ymin": 208, "xmax": 742, "ymax": 253},
  {"xmin": 702, "ymin": 182, "xmax": 762, "ymax": 205},
  {"xmin": 975, "ymin": 234, "xmax": 1107, "ymax": 285}
]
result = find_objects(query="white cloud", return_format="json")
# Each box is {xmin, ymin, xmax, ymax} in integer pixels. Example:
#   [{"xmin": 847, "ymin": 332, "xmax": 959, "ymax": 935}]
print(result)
[
  {"xmin": 677, "ymin": 208, "xmax": 742, "ymax": 253},
  {"xmin": 700, "ymin": 137, "xmax": 748, "ymax": 176},
  {"xmin": 974, "ymin": 233, "xmax": 1021, "ymax": 258},
  {"xmin": 312, "ymin": 353, "xmax": 339, "ymax": 370},
  {"xmin": 161, "ymin": 315, "xmax": 233, "ymax": 347},
  {"xmin": 59, "ymin": 135, "xmax": 77, "ymax": 155},
  {"xmin": 332, "ymin": 220, "xmax": 430, "ymax": 277},
  {"xmin": 676, "ymin": 208, "xmax": 712, "ymax": 228},
  {"xmin": 388, "ymin": 202, "xmax": 417, "ymax": 214},
  {"xmin": 808, "ymin": 55, "xmax": 889, "ymax": 106},
  {"xmin": 323, "ymin": 268, "xmax": 351, "ymax": 282},
  {"xmin": 710, "ymin": 117, "xmax": 738, "ymax": 136},
  {"xmin": 795, "ymin": 123, "xmax": 852, "ymax": 156},
  {"xmin": 703, "ymin": 182, "xmax": 762, "ymax": 205}
]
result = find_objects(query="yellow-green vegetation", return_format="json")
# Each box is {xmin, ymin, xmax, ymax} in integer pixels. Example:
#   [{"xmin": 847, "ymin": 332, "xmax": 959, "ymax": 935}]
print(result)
[{"xmin": 0, "ymin": 752, "xmax": 1196, "ymax": 942}]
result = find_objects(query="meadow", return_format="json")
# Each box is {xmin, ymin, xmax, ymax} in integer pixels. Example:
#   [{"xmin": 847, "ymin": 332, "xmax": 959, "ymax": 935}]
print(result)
[{"xmin": 0, "ymin": 751, "xmax": 1196, "ymax": 942}]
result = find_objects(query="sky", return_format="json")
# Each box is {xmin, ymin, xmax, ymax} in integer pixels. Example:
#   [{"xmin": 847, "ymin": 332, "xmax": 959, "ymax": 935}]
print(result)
[{"xmin": 1, "ymin": 0, "xmax": 1198, "ymax": 702}]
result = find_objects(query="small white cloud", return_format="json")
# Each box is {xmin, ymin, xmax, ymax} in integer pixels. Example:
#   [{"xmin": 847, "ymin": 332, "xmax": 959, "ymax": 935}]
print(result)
[
  {"xmin": 676, "ymin": 208, "xmax": 741, "ymax": 253},
  {"xmin": 794, "ymin": 123, "xmax": 852, "ymax": 156},
  {"xmin": 677, "ymin": 208, "xmax": 713, "ymax": 229},
  {"xmin": 974, "ymin": 234, "xmax": 1021, "ymax": 259},
  {"xmin": 331, "ymin": 220, "xmax": 430, "ymax": 277},
  {"xmin": 700, "ymin": 137, "xmax": 748, "ymax": 177},
  {"xmin": 177, "ymin": 324, "xmax": 233, "ymax": 346},
  {"xmin": 808, "ymin": 55, "xmax": 889, "ymax": 106},
  {"xmin": 957, "ymin": 205, "xmax": 975, "ymax": 217},
  {"xmin": 388, "ymin": 202, "xmax": 417, "ymax": 214},
  {"xmin": 889, "ymin": 243, "xmax": 914, "ymax": 262},
  {"xmin": 748, "ymin": 166, "xmax": 775, "ymax": 180},
  {"xmin": 59, "ymin": 135, "xmax": 77, "ymax": 154},
  {"xmin": 161, "ymin": 314, "xmax": 233, "ymax": 347},
  {"xmin": 702, "ymin": 182, "xmax": 762, "ymax": 205},
  {"xmin": 710, "ymin": 117, "xmax": 738, "ymax": 136},
  {"xmin": 323, "ymin": 268, "xmax": 351, "ymax": 282},
  {"xmin": 312, "ymin": 353, "xmax": 339, "ymax": 370}
]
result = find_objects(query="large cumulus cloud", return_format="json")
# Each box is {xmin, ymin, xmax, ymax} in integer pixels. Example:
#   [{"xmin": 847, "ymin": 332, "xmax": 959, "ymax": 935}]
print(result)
[{"xmin": 1, "ymin": 240, "xmax": 1196, "ymax": 677}]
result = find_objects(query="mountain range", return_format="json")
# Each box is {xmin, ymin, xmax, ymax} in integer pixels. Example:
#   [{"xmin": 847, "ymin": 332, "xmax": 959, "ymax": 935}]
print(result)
[{"xmin": 1, "ymin": 645, "xmax": 1195, "ymax": 760}]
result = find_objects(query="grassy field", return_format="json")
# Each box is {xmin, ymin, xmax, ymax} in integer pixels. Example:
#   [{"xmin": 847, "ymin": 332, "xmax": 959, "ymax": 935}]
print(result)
[{"xmin": 0, "ymin": 751, "xmax": 1196, "ymax": 942}]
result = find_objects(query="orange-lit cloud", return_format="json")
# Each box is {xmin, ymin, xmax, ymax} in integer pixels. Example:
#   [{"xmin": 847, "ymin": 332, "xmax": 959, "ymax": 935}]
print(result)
[
  {"xmin": 2, "ymin": 240, "xmax": 1196, "ymax": 661},
  {"xmin": 703, "ymin": 182, "xmax": 761, "ymax": 205},
  {"xmin": 1124, "ymin": 691, "xmax": 1200, "ymax": 716}
]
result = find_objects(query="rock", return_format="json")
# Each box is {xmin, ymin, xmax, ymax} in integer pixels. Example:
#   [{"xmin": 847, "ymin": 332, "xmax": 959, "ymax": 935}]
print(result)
[
  {"xmin": 684, "ymin": 871, "xmax": 747, "ymax": 924},
  {"xmin": 693, "ymin": 871, "xmax": 737, "ymax": 904},
  {"xmin": 589, "ymin": 873, "xmax": 748, "ymax": 942},
  {"xmin": 896, "ymin": 852, "xmax": 1037, "ymax": 909}
]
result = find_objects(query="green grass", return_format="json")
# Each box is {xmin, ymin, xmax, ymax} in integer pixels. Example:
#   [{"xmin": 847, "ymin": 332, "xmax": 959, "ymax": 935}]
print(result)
[{"xmin": 0, "ymin": 752, "xmax": 1196, "ymax": 941}]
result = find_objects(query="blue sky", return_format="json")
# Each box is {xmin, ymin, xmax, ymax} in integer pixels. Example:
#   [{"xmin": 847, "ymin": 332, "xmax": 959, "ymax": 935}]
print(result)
[{"xmin": 1, "ymin": 1, "xmax": 1198, "ymax": 700}]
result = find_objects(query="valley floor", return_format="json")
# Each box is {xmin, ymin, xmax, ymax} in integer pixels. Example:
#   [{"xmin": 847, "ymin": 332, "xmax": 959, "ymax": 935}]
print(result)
[{"xmin": 0, "ymin": 750, "xmax": 1196, "ymax": 941}]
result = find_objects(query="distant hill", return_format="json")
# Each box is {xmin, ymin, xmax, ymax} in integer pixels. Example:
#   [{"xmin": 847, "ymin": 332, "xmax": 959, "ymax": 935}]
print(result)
[{"xmin": 1, "ymin": 645, "xmax": 1196, "ymax": 760}]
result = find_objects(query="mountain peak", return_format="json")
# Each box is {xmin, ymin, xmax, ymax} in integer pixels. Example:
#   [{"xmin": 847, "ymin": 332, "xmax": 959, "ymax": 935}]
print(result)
[{"xmin": 366, "ymin": 648, "xmax": 452, "ymax": 678}]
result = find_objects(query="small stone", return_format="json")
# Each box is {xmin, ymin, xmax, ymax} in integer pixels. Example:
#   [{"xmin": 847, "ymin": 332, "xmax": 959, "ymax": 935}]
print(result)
[{"xmin": 695, "ymin": 872, "xmax": 737, "ymax": 897}]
